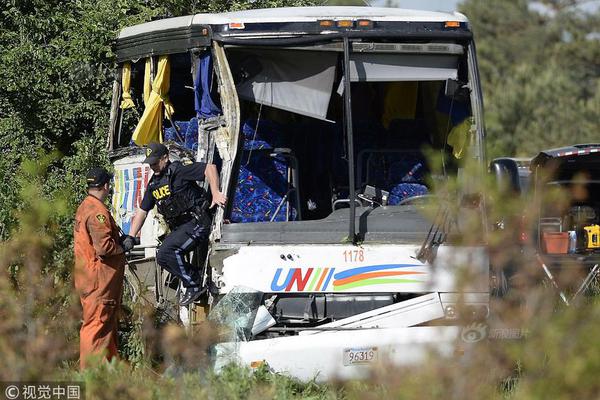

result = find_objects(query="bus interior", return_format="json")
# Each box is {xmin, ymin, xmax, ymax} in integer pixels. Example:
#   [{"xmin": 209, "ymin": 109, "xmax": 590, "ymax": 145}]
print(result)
[{"xmin": 113, "ymin": 43, "xmax": 474, "ymax": 244}]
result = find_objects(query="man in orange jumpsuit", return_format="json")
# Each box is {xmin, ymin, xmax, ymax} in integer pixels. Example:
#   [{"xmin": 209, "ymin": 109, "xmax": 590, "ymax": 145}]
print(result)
[{"xmin": 73, "ymin": 167, "xmax": 134, "ymax": 369}]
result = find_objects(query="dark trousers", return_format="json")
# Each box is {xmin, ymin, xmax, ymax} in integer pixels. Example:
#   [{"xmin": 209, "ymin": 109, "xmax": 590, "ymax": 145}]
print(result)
[{"xmin": 156, "ymin": 218, "xmax": 210, "ymax": 289}]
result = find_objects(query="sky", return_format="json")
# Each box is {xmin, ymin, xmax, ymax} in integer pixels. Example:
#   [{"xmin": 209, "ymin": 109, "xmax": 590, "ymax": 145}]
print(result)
[
  {"xmin": 371, "ymin": 0, "xmax": 461, "ymax": 11},
  {"xmin": 371, "ymin": 0, "xmax": 600, "ymax": 13}
]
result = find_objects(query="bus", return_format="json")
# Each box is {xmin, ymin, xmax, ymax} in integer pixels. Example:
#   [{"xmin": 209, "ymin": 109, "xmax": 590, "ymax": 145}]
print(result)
[{"xmin": 108, "ymin": 6, "xmax": 489, "ymax": 381}]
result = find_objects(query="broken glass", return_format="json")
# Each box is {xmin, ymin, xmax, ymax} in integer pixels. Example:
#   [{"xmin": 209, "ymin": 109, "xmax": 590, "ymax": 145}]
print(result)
[{"xmin": 208, "ymin": 286, "xmax": 263, "ymax": 342}]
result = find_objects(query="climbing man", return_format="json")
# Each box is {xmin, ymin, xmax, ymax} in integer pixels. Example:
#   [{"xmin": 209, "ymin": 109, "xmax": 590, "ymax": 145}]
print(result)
[
  {"xmin": 124, "ymin": 142, "xmax": 227, "ymax": 306},
  {"xmin": 74, "ymin": 167, "xmax": 135, "ymax": 369}
]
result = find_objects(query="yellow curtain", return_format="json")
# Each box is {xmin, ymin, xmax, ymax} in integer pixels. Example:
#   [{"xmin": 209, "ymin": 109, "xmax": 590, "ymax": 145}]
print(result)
[
  {"xmin": 380, "ymin": 82, "xmax": 418, "ymax": 129},
  {"xmin": 132, "ymin": 55, "xmax": 175, "ymax": 145},
  {"xmin": 447, "ymin": 117, "xmax": 472, "ymax": 159},
  {"xmin": 143, "ymin": 58, "xmax": 151, "ymax": 106},
  {"xmin": 120, "ymin": 62, "xmax": 135, "ymax": 109}
]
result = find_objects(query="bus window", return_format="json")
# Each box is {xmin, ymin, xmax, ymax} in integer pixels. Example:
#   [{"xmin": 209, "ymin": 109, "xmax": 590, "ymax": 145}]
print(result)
[{"xmin": 224, "ymin": 47, "xmax": 472, "ymax": 225}]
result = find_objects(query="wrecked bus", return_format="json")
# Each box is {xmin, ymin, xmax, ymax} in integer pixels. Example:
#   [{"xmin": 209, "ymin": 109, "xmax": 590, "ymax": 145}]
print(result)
[{"xmin": 108, "ymin": 7, "xmax": 489, "ymax": 380}]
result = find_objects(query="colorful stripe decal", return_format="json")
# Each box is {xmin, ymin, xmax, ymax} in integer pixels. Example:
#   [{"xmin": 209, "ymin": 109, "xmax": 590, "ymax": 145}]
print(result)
[
  {"xmin": 270, "ymin": 264, "xmax": 427, "ymax": 292},
  {"xmin": 111, "ymin": 164, "xmax": 152, "ymax": 234},
  {"xmin": 321, "ymin": 268, "xmax": 335, "ymax": 291},
  {"xmin": 112, "ymin": 169, "xmax": 126, "ymax": 224},
  {"xmin": 334, "ymin": 270, "xmax": 426, "ymax": 287},
  {"xmin": 133, "ymin": 166, "xmax": 141, "ymax": 209},
  {"xmin": 307, "ymin": 268, "xmax": 322, "ymax": 292},
  {"xmin": 315, "ymin": 268, "xmax": 329, "ymax": 291},
  {"xmin": 123, "ymin": 168, "xmax": 130, "ymax": 215},
  {"xmin": 128, "ymin": 168, "xmax": 135, "ymax": 211},
  {"xmin": 332, "ymin": 264, "xmax": 425, "ymax": 292},
  {"xmin": 111, "ymin": 171, "xmax": 118, "ymax": 214},
  {"xmin": 333, "ymin": 264, "xmax": 420, "ymax": 280},
  {"xmin": 334, "ymin": 278, "xmax": 424, "ymax": 291},
  {"xmin": 118, "ymin": 169, "xmax": 126, "ymax": 214}
]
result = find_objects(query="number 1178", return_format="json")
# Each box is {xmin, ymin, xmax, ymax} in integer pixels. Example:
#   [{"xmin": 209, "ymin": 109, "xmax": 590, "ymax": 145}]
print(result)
[{"xmin": 343, "ymin": 249, "xmax": 364, "ymax": 262}]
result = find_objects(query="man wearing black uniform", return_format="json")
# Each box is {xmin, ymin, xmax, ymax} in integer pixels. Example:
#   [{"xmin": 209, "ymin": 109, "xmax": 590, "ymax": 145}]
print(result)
[{"xmin": 124, "ymin": 142, "xmax": 227, "ymax": 306}]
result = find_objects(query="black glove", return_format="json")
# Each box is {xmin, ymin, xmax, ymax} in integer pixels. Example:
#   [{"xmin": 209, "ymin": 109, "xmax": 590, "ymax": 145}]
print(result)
[{"xmin": 121, "ymin": 235, "xmax": 136, "ymax": 252}]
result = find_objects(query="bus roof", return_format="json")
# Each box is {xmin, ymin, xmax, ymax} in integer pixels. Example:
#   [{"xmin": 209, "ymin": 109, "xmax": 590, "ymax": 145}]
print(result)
[
  {"xmin": 115, "ymin": 6, "xmax": 470, "ymax": 62},
  {"xmin": 118, "ymin": 7, "xmax": 468, "ymax": 40}
]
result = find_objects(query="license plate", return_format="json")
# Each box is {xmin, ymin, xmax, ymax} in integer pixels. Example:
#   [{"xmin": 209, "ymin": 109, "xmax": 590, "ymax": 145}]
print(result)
[{"xmin": 343, "ymin": 347, "xmax": 378, "ymax": 366}]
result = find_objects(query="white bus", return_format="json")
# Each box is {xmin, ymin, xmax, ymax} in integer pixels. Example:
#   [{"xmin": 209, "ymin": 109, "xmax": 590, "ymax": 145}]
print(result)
[{"xmin": 109, "ymin": 6, "xmax": 489, "ymax": 381}]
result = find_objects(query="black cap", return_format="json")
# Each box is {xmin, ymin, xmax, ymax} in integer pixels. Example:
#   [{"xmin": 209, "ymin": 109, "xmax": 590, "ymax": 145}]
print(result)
[
  {"xmin": 86, "ymin": 167, "xmax": 113, "ymax": 188},
  {"xmin": 143, "ymin": 142, "xmax": 168, "ymax": 164}
]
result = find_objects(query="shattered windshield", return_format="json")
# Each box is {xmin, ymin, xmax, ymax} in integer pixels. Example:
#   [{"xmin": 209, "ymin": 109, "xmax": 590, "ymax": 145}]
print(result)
[{"xmin": 208, "ymin": 286, "xmax": 263, "ymax": 342}]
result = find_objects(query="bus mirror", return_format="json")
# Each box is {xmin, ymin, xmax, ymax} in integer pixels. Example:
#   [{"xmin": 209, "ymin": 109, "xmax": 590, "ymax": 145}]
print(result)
[{"xmin": 490, "ymin": 158, "xmax": 521, "ymax": 195}]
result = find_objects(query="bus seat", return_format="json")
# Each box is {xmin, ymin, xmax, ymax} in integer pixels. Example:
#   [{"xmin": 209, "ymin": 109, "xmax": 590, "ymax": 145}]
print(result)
[
  {"xmin": 164, "ymin": 117, "xmax": 198, "ymax": 151},
  {"xmin": 359, "ymin": 151, "xmax": 428, "ymax": 205},
  {"xmin": 231, "ymin": 119, "xmax": 300, "ymax": 223},
  {"xmin": 386, "ymin": 158, "xmax": 428, "ymax": 205},
  {"xmin": 388, "ymin": 183, "xmax": 429, "ymax": 205}
]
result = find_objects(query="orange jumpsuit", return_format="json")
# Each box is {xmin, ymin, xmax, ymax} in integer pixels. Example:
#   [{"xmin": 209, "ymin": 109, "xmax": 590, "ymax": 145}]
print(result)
[{"xmin": 73, "ymin": 195, "xmax": 125, "ymax": 369}]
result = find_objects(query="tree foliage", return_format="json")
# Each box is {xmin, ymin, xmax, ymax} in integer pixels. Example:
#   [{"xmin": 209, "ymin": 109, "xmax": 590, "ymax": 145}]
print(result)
[
  {"xmin": 460, "ymin": 0, "xmax": 600, "ymax": 157},
  {"xmin": 0, "ymin": 0, "xmax": 159, "ymax": 242},
  {"xmin": 0, "ymin": 0, "xmax": 315, "ymax": 241}
]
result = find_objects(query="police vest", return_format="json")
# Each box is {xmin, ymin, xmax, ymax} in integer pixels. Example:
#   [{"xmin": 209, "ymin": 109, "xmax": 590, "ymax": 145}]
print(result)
[{"xmin": 152, "ymin": 162, "xmax": 205, "ymax": 225}]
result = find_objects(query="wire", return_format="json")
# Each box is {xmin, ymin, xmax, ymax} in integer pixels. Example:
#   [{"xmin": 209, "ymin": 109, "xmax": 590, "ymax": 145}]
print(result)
[{"xmin": 243, "ymin": 77, "xmax": 266, "ymax": 167}]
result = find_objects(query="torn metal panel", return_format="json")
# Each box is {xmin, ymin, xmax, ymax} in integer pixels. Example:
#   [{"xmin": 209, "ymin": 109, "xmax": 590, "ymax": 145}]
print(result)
[
  {"xmin": 299, "ymin": 292, "xmax": 444, "ymax": 333},
  {"xmin": 211, "ymin": 42, "xmax": 241, "ymax": 240}
]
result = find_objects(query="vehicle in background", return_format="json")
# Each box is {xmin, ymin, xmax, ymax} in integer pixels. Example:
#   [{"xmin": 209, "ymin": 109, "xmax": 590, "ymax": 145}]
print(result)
[
  {"xmin": 493, "ymin": 145, "xmax": 600, "ymax": 303},
  {"xmin": 531, "ymin": 145, "xmax": 600, "ymax": 302},
  {"xmin": 108, "ymin": 7, "xmax": 490, "ymax": 381}
]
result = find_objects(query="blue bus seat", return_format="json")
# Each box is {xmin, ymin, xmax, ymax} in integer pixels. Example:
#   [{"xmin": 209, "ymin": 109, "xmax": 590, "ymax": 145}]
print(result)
[
  {"xmin": 230, "ymin": 119, "xmax": 300, "ymax": 223},
  {"xmin": 164, "ymin": 117, "xmax": 199, "ymax": 151},
  {"xmin": 386, "ymin": 157, "xmax": 428, "ymax": 205},
  {"xmin": 359, "ymin": 150, "xmax": 429, "ymax": 205}
]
